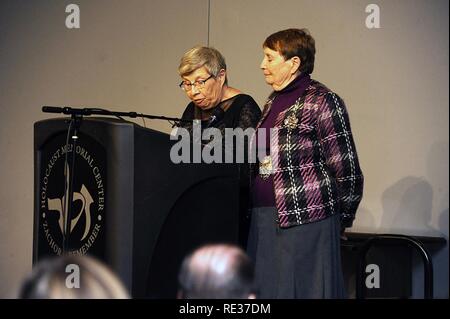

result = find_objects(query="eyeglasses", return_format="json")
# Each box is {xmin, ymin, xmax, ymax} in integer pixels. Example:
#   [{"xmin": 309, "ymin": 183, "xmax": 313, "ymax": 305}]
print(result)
[{"xmin": 179, "ymin": 75, "xmax": 214, "ymax": 91}]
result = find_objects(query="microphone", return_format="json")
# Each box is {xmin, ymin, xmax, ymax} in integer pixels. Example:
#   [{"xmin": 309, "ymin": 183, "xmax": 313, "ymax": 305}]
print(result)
[
  {"xmin": 42, "ymin": 106, "xmax": 64, "ymax": 113},
  {"xmin": 205, "ymin": 106, "xmax": 225, "ymax": 128},
  {"xmin": 42, "ymin": 106, "xmax": 92, "ymax": 115}
]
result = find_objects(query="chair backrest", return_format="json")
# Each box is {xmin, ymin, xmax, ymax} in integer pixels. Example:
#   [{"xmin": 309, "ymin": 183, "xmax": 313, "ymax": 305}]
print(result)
[{"xmin": 356, "ymin": 234, "xmax": 433, "ymax": 299}]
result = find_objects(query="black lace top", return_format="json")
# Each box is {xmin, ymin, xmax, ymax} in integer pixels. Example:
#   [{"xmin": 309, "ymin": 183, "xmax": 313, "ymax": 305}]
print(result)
[{"xmin": 179, "ymin": 94, "xmax": 261, "ymax": 134}]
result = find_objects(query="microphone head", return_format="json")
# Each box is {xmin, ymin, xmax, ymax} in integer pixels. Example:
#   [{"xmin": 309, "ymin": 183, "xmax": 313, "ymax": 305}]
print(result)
[{"xmin": 42, "ymin": 106, "xmax": 63, "ymax": 114}]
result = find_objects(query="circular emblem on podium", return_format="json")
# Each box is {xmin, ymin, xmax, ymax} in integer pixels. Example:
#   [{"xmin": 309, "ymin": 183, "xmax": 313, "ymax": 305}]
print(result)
[{"xmin": 38, "ymin": 132, "xmax": 106, "ymax": 257}]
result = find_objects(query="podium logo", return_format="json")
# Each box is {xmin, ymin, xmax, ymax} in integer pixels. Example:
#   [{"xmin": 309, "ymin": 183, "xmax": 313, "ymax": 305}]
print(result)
[
  {"xmin": 47, "ymin": 164, "xmax": 94, "ymax": 242},
  {"xmin": 40, "ymin": 142, "xmax": 105, "ymax": 256}
]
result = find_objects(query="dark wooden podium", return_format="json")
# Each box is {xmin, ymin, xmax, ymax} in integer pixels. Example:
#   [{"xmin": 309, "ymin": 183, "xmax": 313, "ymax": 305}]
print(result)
[{"xmin": 34, "ymin": 117, "xmax": 240, "ymax": 298}]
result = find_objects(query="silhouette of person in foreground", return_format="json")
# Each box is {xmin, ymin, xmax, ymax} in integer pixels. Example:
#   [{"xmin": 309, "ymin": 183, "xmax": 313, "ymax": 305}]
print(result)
[
  {"xmin": 18, "ymin": 254, "xmax": 129, "ymax": 299},
  {"xmin": 178, "ymin": 244, "xmax": 256, "ymax": 299}
]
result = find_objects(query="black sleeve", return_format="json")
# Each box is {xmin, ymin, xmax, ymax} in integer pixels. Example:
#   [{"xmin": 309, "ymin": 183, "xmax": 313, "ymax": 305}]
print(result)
[
  {"xmin": 231, "ymin": 95, "xmax": 261, "ymax": 190},
  {"xmin": 236, "ymin": 96, "xmax": 262, "ymax": 129},
  {"xmin": 234, "ymin": 96, "xmax": 261, "ymax": 247}
]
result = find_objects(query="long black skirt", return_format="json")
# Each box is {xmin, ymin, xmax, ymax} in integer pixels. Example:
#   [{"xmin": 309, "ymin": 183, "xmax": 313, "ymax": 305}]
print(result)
[{"xmin": 247, "ymin": 207, "xmax": 346, "ymax": 299}]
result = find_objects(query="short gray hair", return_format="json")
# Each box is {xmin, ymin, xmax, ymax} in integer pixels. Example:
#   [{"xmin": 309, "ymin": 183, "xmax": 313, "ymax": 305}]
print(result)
[{"xmin": 178, "ymin": 46, "xmax": 228, "ymax": 84}]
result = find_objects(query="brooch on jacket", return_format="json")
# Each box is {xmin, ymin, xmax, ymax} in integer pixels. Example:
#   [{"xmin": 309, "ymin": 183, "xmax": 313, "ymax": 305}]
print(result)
[
  {"xmin": 284, "ymin": 113, "xmax": 298, "ymax": 129},
  {"xmin": 259, "ymin": 155, "xmax": 273, "ymax": 180}
]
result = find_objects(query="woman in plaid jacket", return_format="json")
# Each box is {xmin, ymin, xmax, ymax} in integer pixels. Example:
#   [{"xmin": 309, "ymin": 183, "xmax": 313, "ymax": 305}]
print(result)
[{"xmin": 247, "ymin": 29, "xmax": 364, "ymax": 299}]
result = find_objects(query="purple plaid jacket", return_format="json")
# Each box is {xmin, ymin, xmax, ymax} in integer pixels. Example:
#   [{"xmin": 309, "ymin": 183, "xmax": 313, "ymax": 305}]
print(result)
[{"xmin": 255, "ymin": 80, "xmax": 364, "ymax": 228}]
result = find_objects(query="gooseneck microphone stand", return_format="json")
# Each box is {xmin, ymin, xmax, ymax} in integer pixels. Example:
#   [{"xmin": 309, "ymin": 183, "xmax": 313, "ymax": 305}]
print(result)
[
  {"xmin": 61, "ymin": 113, "xmax": 81, "ymax": 255},
  {"xmin": 42, "ymin": 106, "xmax": 188, "ymax": 255},
  {"xmin": 42, "ymin": 106, "xmax": 189, "ymax": 123}
]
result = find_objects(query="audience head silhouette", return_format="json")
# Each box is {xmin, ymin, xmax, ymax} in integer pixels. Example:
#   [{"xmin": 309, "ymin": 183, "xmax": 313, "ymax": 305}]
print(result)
[
  {"xmin": 19, "ymin": 254, "xmax": 129, "ymax": 299},
  {"xmin": 178, "ymin": 244, "xmax": 255, "ymax": 299}
]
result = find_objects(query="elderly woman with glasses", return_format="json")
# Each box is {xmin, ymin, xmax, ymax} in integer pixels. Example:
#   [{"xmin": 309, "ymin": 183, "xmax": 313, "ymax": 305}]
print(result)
[
  {"xmin": 247, "ymin": 29, "xmax": 364, "ymax": 299},
  {"xmin": 177, "ymin": 46, "xmax": 262, "ymax": 248},
  {"xmin": 178, "ymin": 46, "xmax": 261, "ymax": 134}
]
